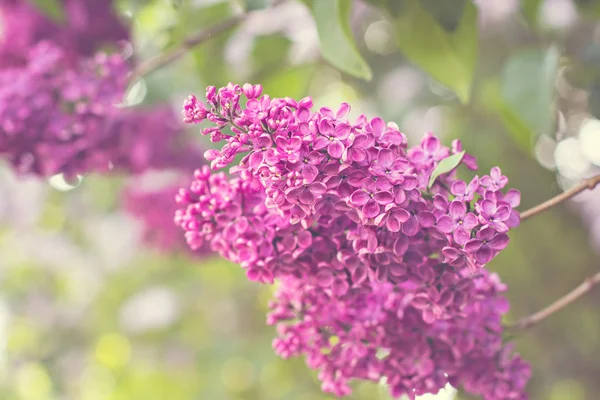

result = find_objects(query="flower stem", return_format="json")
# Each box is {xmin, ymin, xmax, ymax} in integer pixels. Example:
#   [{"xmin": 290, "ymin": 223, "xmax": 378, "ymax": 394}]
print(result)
[
  {"xmin": 520, "ymin": 174, "xmax": 600, "ymax": 221},
  {"xmin": 129, "ymin": 1, "xmax": 284, "ymax": 82},
  {"xmin": 507, "ymin": 271, "xmax": 600, "ymax": 331}
]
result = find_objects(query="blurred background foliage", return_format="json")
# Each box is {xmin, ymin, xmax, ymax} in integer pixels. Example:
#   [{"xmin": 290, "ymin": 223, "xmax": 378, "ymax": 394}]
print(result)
[{"xmin": 1, "ymin": 0, "xmax": 600, "ymax": 399}]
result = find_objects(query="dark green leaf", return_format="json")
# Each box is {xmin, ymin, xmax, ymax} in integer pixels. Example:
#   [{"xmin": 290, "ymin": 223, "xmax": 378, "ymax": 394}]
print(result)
[
  {"xmin": 428, "ymin": 151, "xmax": 465, "ymax": 188},
  {"xmin": 392, "ymin": 0, "xmax": 478, "ymax": 103},
  {"xmin": 500, "ymin": 46, "xmax": 559, "ymax": 141},
  {"xmin": 300, "ymin": 0, "xmax": 372, "ymax": 81},
  {"xmin": 28, "ymin": 0, "xmax": 65, "ymax": 23}
]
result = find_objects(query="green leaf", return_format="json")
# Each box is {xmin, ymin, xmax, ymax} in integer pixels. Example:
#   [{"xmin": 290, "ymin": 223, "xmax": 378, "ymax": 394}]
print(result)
[
  {"xmin": 521, "ymin": 0, "xmax": 543, "ymax": 25},
  {"xmin": 428, "ymin": 151, "xmax": 465, "ymax": 188},
  {"xmin": 261, "ymin": 65, "xmax": 316, "ymax": 99},
  {"xmin": 392, "ymin": 0, "xmax": 478, "ymax": 103},
  {"xmin": 419, "ymin": 0, "xmax": 467, "ymax": 32},
  {"xmin": 244, "ymin": 0, "xmax": 269, "ymax": 11},
  {"xmin": 28, "ymin": 0, "xmax": 65, "ymax": 23},
  {"xmin": 500, "ymin": 46, "xmax": 559, "ymax": 141},
  {"xmin": 300, "ymin": 0, "xmax": 372, "ymax": 81},
  {"xmin": 251, "ymin": 35, "xmax": 292, "ymax": 73}
]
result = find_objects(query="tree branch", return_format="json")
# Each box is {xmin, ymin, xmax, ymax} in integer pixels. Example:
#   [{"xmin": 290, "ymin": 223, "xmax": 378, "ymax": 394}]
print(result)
[
  {"xmin": 129, "ymin": 1, "xmax": 284, "ymax": 82},
  {"xmin": 507, "ymin": 271, "xmax": 600, "ymax": 331},
  {"xmin": 520, "ymin": 174, "xmax": 600, "ymax": 221}
]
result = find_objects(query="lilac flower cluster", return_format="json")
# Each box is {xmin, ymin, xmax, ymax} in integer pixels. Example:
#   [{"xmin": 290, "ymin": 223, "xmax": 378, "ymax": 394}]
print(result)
[
  {"xmin": 0, "ymin": 0, "xmax": 128, "ymax": 68},
  {"xmin": 0, "ymin": 0, "xmax": 201, "ymax": 179},
  {"xmin": 175, "ymin": 83, "xmax": 530, "ymax": 398}
]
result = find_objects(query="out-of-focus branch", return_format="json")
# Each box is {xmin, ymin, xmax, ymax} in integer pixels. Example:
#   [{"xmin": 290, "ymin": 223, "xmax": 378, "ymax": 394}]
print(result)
[
  {"xmin": 507, "ymin": 270, "xmax": 600, "ymax": 331},
  {"xmin": 520, "ymin": 174, "xmax": 600, "ymax": 221},
  {"xmin": 130, "ymin": 1, "xmax": 284, "ymax": 82}
]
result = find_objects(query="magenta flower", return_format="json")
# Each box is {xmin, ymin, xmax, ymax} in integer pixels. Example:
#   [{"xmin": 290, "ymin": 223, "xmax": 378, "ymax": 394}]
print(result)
[
  {"xmin": 464, "ymin": 227, "xmax": 510, "ymax": 264},
  {"xmin": 437, "ymin": 200, "xmax": 478, "ymax": 245},
  {"xmin": 175, "ymin": 83, "xmax": 527, "ymax": 400},
  {"xmin": 478, "ymin": 199, "xmax": 511, "ymax": 233},
  {"xmin": 313, "ymin": 120, "xmax": 351, "ymax": 158}
]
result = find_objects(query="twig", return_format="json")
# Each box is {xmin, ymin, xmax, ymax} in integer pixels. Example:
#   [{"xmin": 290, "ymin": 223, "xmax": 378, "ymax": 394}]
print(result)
[
  {"xmin": 507, "ymin": 271, "xmax": 600, "ymax": 331},
  {"xmin": 520, "ymin": 174, "xmax": 600, "ymax": 221},
  {"xmin": 129, "ymin": 0, "xmax": 284, "ymax": 82}
]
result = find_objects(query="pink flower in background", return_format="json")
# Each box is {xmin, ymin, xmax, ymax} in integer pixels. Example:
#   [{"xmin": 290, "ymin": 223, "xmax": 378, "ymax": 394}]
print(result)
[{"xmin": 123, "ymin": 178, "xmax": 211, "ymax": 256}]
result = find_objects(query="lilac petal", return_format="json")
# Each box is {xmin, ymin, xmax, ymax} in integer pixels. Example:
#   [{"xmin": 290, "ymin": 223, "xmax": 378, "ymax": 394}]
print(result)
[
  {"xmin": 296, "ymin": 230, "xmax": 313, "ymax": 248},
  {"xmin": 350, "ymin": 190, "xmax": 370, "ymax": 206},
  {"xmin": 433, "ymin": 194, "xmax": 448, "ymax": 211},
  {"xmin": 393, "ymin": 187, "xmax": 406, "ymax": 204},
  {"xmin": 436, "ymin": 215, "xmax": 454, "ymax": 233},
  {"xmin": 351, "ymin": 265, "xmax": 367, "ymax": 285},
  {"xmin": 475, "ymin": 246, "xmax": 493, "ymax": 264},
  {"xmin": 299, "ymin": 188, "xmax": 315, "ymax": 205},
  {"xmin": 491, "ymin": 166, "xmax": 501, "ymax": 180},
  {"xmin": 377, "ymin": 148, "xmax": 394, "ymax": 168},
  {"xmin": 393, "ymin": 208, "xmax": 411, "ymax": 223},
  {"xmin": 448, "ymin": 200, "xmax": 466, "ymax": 219},
  {"xmin": 439, "ymin": 291, "xmax": 454, "ymax": 307},
  {"xmin": 362, "ymin": 200, "xmax": 380, "ymax": 218},
  {"xmin": 318, "ymin": 119, "xmax": 334, "ymax": 135},
  {"xmin": 442, "ymin": 246, "xmax": 460, "ymax": 259},
  {"xmin": 481, "ymin": 199, "xmax": 496, "ymax": 216},
  {"xmin": 348, "ymin": 170, "xmax": 368, "ymax": 187},
  {"xmin": 476, "ymin": 226, "xmax": 495, "ymax": 240},
  {"xmin": 423, "ymin": 135, "xmax": 440, "ymax": 153},
  {"xmin": 462, "ymin": 213, "xmax": 478, "ymax": 229},
  {"xmin": 336, "ymin": 102, "xmax": 350, "ymax": 119},
  {"xmin": 402, "ymin": 216, "xmax": 419, "ymax": 236},
  {"xmin": 307, "ymin": 150, "xmax": 324, "ymax": 164},
  {"xmin": 303, "ymin": 164, "xmax": 318, "ymax": 183},
  {"xmin": 374, "ymin": 213, "xmax": 387, "ymax": 227},
  {"xmin": 411, "ymin": 295, "xmax": 430, "ymax": 309},
  {"xmin": 453, "ymin": 226, "xmax": 470, "ymax": 246},
  {"xmin": 316, "ymin": 270, "xmax": 334, "ymax": 287},
  {"xmin": 492, "ymin": 221, "xmax": 509, "ymax": 233},
  {"xmin": 503, "ymin": 189, "xmax": 521, "ymax": 207},
  {"xmin": 464, "ymin": 239, "xmax": 482, "ymax": 253},
  {"xmin": 451, "ymin": 180, "xmax": 466, "ymax": 196},
  {"xmin": 348, "ymin": 147, "xmax": 366, "ymax": 162},
  {"xmin": 479, "ymin": 176, "xmax": 493, "ymax": 187},
  {"xmin": 374, "ymin": 191, "xmax": 394, "ymax": 205},
  {"xmin": 256, "ymin": 135, "xmax": 273, "ymax": 147},
  {"xmin": 506, "ymin": 210, "xmax": 521, "ymax": 228},
  {"xmin": 488, "ymin": 233, "xmax": 510, "ymax": 250},
  {"xmin": 495, "ymin": 205, "xmax": 511, "ymax": 221},
  {"xmin": 393, "ymin": 235, "xmax": 409, "ymax": 255},
  {"xmin": 334, "ymin": 123, "xmax": 351, "ymax": 140},
  {"xmin": 332, "ymin": 279, "xmax": 349, "ymax": 297},
  {"xmin": 327, "ymin": 140, "xmax": 345, "ymax": 158},
  {"xmin": 391, "ymin": 158, "xmax": 410, "ymax": 171},
  {"xmin": 370, "ymin": 117, "xmax": 385, "ymax": 136},
  {"xmin": 308, "ymin": 182, "xmax": 327, "ymax": 194},
  {"xmin": 249, "ymin": 151, "xmax": 264, "ymax": 169},
  {"xmin": 313, "ymin": 136, "xmax": 329, "ymax": 151},
  {"xmin": 418, "ymin": 211, "xmax": 435, "ymax": 227},
  {"xmin": 402, "ymin": 175, "xmax": 418, "ymax": 190}
]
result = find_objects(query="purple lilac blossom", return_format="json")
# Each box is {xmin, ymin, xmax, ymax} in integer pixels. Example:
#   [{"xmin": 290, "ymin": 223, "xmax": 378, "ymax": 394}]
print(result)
[
  {"xmin": 0, "ymin": 0, "xmax": 128, "ymax": 68},
  {"xmin": 174, "ymin": 83, "xmax": 530, "ymax": 399},
  {"xmin": 0, "ymin": 1, "xmax": 201, "ymax": 178}
]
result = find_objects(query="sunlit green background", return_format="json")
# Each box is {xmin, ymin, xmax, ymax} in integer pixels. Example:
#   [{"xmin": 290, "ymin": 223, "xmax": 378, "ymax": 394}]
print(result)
[{"xmin": 1, "ymin": 0, "xmax": 600, "ymax": 399}]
